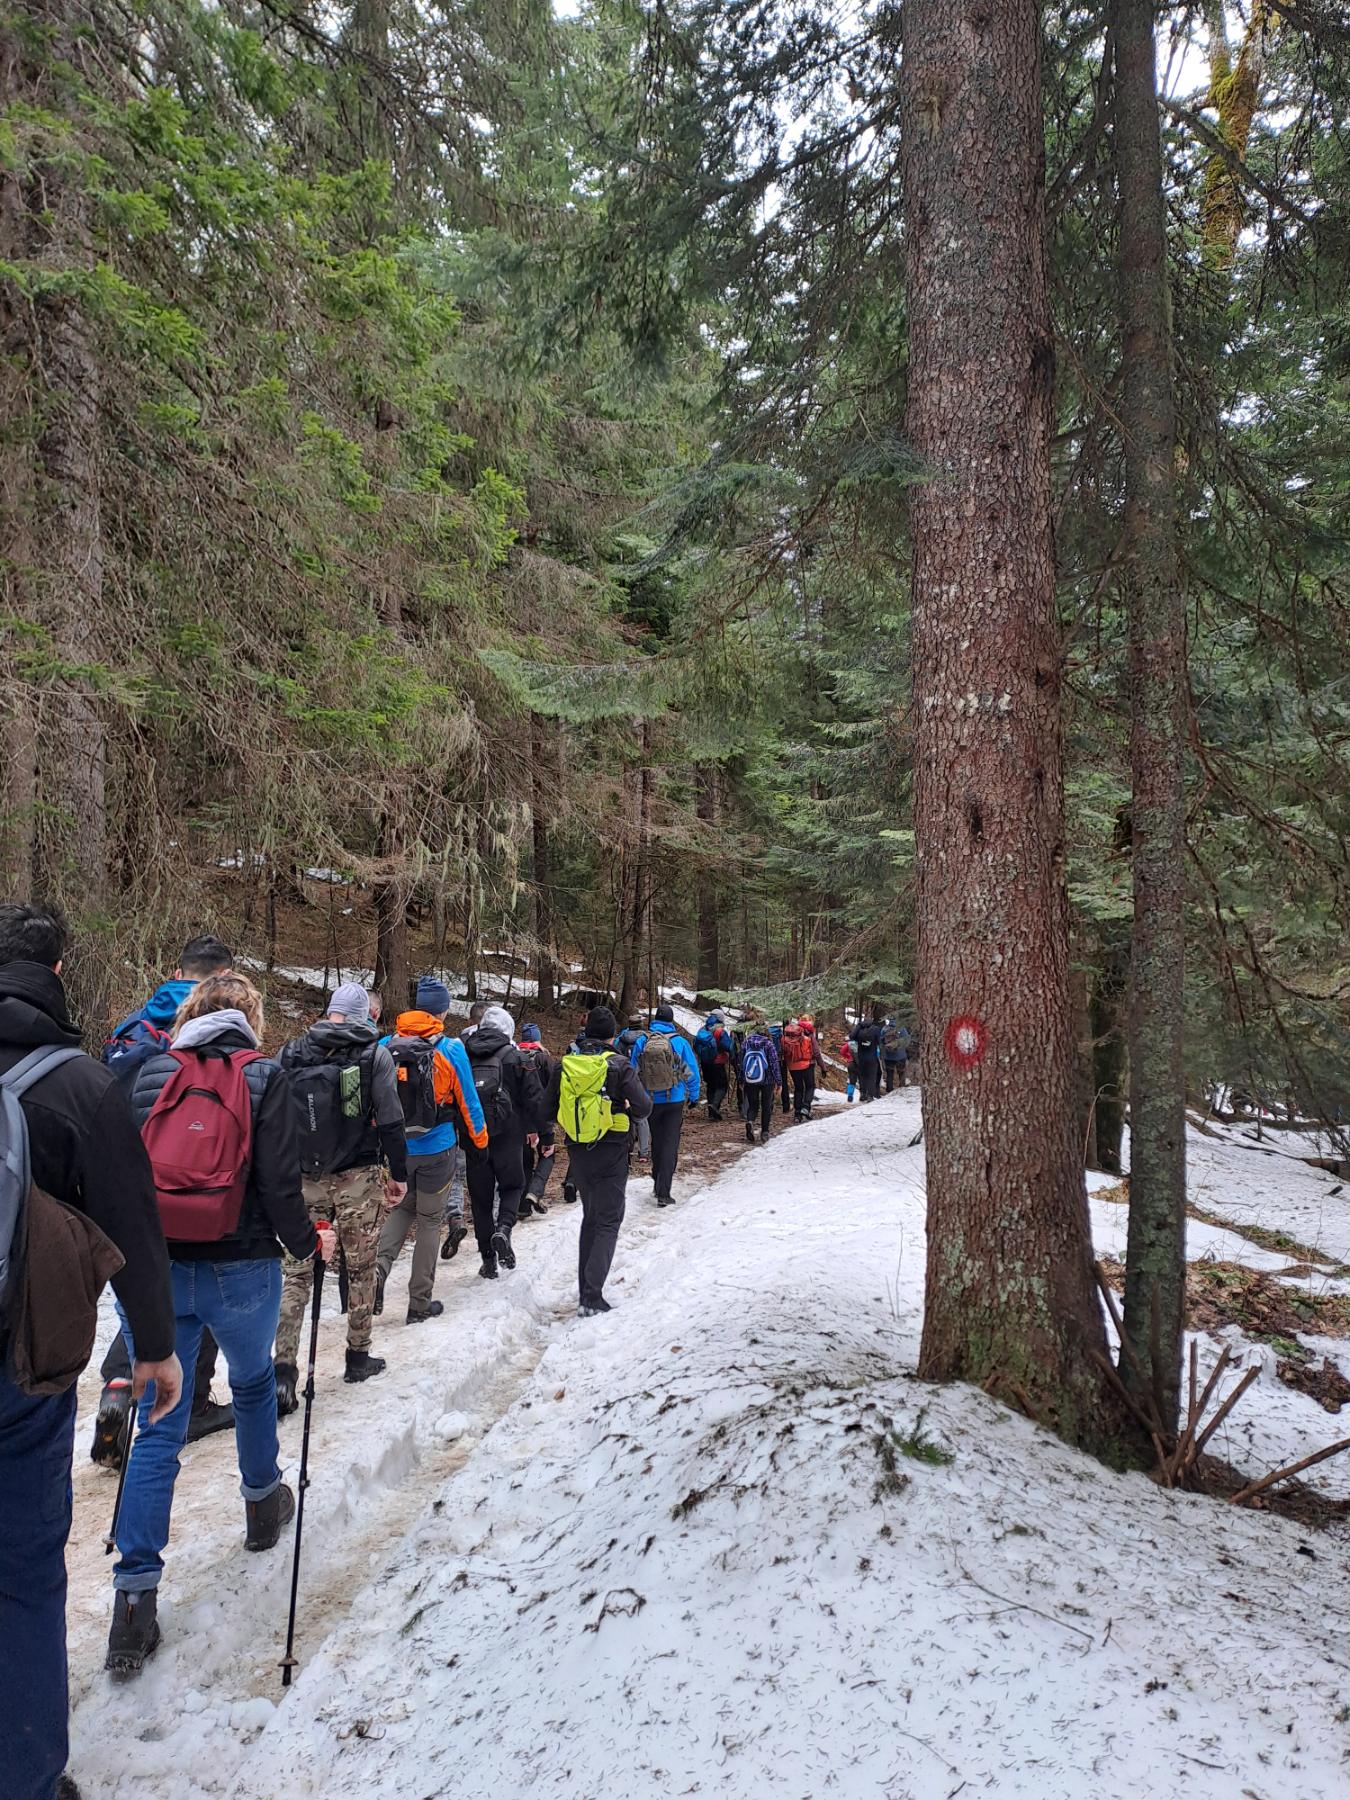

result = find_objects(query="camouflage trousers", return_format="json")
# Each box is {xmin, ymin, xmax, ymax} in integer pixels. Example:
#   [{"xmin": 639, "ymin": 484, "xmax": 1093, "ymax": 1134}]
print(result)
[{"xmin": 275, "ymin": 1165, "xmax": 384, "ymax": 1363}]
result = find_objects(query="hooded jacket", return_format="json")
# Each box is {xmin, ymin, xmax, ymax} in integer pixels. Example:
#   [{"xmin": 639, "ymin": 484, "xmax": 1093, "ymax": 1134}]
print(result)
[
  {"xmin": 129, "ymin": 1011, "xmax": 317, "ymax": 1264},
  {"xmin": 464, "ymin": 1021, "xmax": 545, "ymax": 1139},
  {"xmin": 279, "ymin": 1018, "xmax": 408, "ymax": 1182},
  {"xmin": 116, "ymin": 977, "xmax": 194, "ymax": 1037},
  {"xmin": 385, "ymin": 1011, "xmax": 487, "ymax": 1156},
  {"xmin": 546, "ymin": 1037, "xmax": 654, "ymax": 1142},
  {"xmin": 627, "ymin": 1020, "xmax": 702, "ymax": 1105},
  {"xmin": 0, "ymin": 961, "xmax": 175, "ymax": 1362}
]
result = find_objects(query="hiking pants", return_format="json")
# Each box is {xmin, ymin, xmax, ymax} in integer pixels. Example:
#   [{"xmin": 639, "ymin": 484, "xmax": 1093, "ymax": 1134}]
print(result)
[
  {"xmin": 467, "ymin": 1132, "xmax": 526, "ymax": 1258},
  {"xmin": 633, "ymin": 1112, "xmax": 652, "ymax": 1157},
  {"xmin": 101, "ymin": 1324, "xmax": 219, "ymax": 1415},
  {"xmin": 648, "ymin": 1100, "xmax": 685, "ymax": 1201},
  {"xmin": 885, "ymin": 1059, "xmax": 907, "ymax": 1091},
  {"xmin": 277, "ymin": 1165, "xmax": 383, "ymax": 1362},
  {"xmin": 568, "ymin": 1135, "xmax": 630, "ymax": 1308},
  {"xmin": 525, "ymin": 1133, "xmax": 557, "ymax": 1201},
  {"xmin": 791, "ymin": 1067, "xmax": 816, "ymax": 1118},
  {"xmin": 377, "ymin": 1150, "xmax": 454, "ymax": 1311},
  {"xmin": 115, "ymin": 1260, "xmax": 283, "ymax": 1596},
  {"xmin": 0, "ymin": 1371, "xmax": 77, "ymax": 1800},
  {"xmin": 780, "ymin": 1062, "xmax": 792, "ymax": 1114},
  {"xmin": 705, "ymin": 1064, "xmax": 729, "ymax": 1119},
  {"xmin": 743, "ymin": 1081, "xmax": 774, "ymax": 1138},
  {"xmin": 857, "ymin": 1056, "xmax": 882, "ymax": 1103}
]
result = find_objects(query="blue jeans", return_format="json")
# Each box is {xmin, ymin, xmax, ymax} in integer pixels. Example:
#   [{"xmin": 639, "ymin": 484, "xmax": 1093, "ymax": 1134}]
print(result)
[
  {"xmin": 0, "ymin": 1371, "xmax": 77, "ymax": 1800},
  {"xmin": 114, "ymin": 1259, "xmax": 284, "ymax": 1595}
]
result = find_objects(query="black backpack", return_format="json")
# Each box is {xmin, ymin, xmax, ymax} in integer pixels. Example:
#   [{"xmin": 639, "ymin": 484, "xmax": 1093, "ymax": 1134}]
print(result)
[
  {"xmin": 279, "ymin": 1038, "xmax": 375, "ymax": 1178},
  {"xmin": 387, "ymin": 1036, "xmax": 443, "ymax": 1137},
  {"xmin": 471, "ymin": 1048, "xmax": 515, "ymax": 1135}
]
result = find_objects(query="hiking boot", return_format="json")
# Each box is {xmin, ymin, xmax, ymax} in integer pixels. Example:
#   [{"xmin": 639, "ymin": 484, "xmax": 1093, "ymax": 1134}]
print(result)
[
  {"xmin": 185, "ymin": 1398, "xmax": 234, "ymax": 1444},
  {"xmin": 479, "ymin": 1254, "xmax": 499, "ymax": 1280},
  {"xmin": 407, "ymin": 1300, "xmax": 445, "ymax": 1324},
  {"xmin": 105, "ymin": 1590, "xmax": 160, "ymax": 1681},
  {"xmin": 563, "ymin": 1182, "xmax": 578, "ymax": 1205},
  {"xmin": 528, "ymin": 1194, "xmax": 550, "ymax": 1216},
  {"xmin": 759, "ymin": 1128, "xmax": 771, "ymax": 1144},
  {"xmin": 441, "ymin": 1218, "xmax": 468, "ymax": 1260},
  {"xmin": 274, "ymin": 1361, "xmax": 299, "ymax": 1418},
  {"xmin": 344, "ymin": 1348, "xmax": 386, "ymax": 1384},
  {"xmin": 373, "ymin": 1272, "xmax": 385, "ymax": 1317},
  {"xmin": 245, "ymin": 1482, "xmax": 295, "ymax": 1552},
  {"xmin": 578, "ymin": 1298, "xmax": 612, "ymax": 1318},
  {"xmin": 656, "ymin": 1194, "xmax": 674, "ymax": 1208},
  {"xmin": 708, "ymin": 1109, "xmax": 722, "ymax": 1123},
  {"xmin": 55, "ymin": 1775, "xmax": 82, "ymax": 1800},
  {"xmin": 517, "ymin": 1197, "xmax": 535, "ymax": 1220},
  {"xmin": 90, "ymin": 1380, "xmax": 133, "ymax": 1469},
  {"xmin": 744, "ymin": 1120, "xmax": 755, "ymax": 1144},
  {"xmin": 492, "ymin": 1227, "xmax": 516, "ymax": 1271}
]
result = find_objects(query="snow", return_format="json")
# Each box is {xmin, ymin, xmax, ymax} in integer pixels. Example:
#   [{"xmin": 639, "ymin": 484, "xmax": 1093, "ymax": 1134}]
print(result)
[{"xmin": 64, "ymin": 1097, "xmax": 1350, "ymax": 1799}]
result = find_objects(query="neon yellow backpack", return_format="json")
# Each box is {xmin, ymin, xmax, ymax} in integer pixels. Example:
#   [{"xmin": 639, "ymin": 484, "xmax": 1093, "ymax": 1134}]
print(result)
[{"xmin": 558, "ymin": 1053, "xmax": 629, "ymax": 1144}]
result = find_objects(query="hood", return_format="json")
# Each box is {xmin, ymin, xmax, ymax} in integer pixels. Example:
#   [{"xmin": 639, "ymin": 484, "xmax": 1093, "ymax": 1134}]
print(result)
[
  {"xmin": 141, "ymin": 978, "xmax": 194, "ymax": 1030},
  {"xmin": 172, "ymin": 1009, "xmax": 259, "ymax": 1051},
  {"xmin": 308, "ymin": 1019, "xmax": 378, "ymax": 1052},
  {"xmin": 393, "ymin": 1009, "xmax": 446, "ymax": 1042},
  {"xmin": 650, "ymin": 1020, "xmax": 681, "ymax": 1039},
  {"xmin": 467, "ymin": 1025, "xmax": 511, "ymax": 1060},
  {"xmin": 0, "ymin": 961, "xmax": 80, "ymax": 1050},
  {"xmin": 480, "ymin": 1005, "xmax": 515, "ymax": 1039},
  {"xmin": 576, "ymin": 1036, "xmax": 617, "ymax": 1056}
]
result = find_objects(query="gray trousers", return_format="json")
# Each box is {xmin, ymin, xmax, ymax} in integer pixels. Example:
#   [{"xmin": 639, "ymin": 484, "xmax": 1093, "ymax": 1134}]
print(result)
[{"xmin": 377, "ymin": 1150, "xmax": 454, "ymax": 1311}]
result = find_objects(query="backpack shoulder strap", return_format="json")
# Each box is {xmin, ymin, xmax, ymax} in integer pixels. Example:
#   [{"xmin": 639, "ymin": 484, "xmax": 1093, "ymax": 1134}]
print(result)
[{"xmin": 0, "ymin": 1045, "xmax": 87, "ymax": 1100}]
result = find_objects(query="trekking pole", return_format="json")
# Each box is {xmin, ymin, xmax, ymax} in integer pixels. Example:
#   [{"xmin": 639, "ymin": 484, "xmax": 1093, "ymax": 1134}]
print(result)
[
  {"xmin": 104, "ymin": 1387, "xmax": 138, "ymax": 1555},
  {"xmin": 281, "ymin": 1228, "xmax": 328, "ymax": 1688}
]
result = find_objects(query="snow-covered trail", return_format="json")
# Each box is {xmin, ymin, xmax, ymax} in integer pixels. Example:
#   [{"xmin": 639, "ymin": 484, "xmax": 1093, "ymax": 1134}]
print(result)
[{"xmin": 68, "ymin": 1093, "xmax": 1350, "ymax": 1798}]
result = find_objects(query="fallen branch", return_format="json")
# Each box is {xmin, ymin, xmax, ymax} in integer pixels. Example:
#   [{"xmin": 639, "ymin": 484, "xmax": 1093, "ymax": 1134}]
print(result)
[{"xmin": 1228, "ymin": 1435, "xmax": 1350, "ymax": 1506}]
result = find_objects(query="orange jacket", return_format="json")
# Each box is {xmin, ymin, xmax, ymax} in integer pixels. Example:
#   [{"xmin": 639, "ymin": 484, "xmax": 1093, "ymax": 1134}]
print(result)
[{"xmin": 389, "ymin": 1010, "xmax": 488, "ymax": 1150}]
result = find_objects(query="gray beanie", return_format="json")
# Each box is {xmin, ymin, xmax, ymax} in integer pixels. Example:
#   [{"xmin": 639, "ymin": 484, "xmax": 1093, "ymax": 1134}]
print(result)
[
  {"xmin": 480, "ymin": 1004, "xmax": 516, "ymax": 1039},
  {"xmin": 328, "ymin": 982, "xmax": 371, "ymax": 1023}
]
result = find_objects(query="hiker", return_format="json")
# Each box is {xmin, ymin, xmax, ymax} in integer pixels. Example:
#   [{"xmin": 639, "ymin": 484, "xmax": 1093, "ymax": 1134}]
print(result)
[
  {"xmin": 273, "ymin": 984, "xmax": 408, "ymax": 1403},
  {"xmin": 380, "ymin": 978, "xmax": 488, "ymax": 1291},
  {"xmin": 549, "ymin": 1006, "xmax": 653, "ymax": 1315},
  {"xmin": 461, "ymin": 1000, "xmax": 486, "ymax": 1042},
  {"xmin": 836, "ymin": 1034, "xmax": 856, "ymax": 1103},
  {"xmin": 783, "ymin": 1016, "xmax": 827, "ymax": 1121},
  {"xmin": 463, "ymin": 1004, "xmax": 545, "ymax": 1278},
  {"xmin": 737, "ymin": 1025, "xmax": 782, "ymax": 1144},
  {"xmin": 94, "ymin": 933, "xmax": 235, "ymax": 1466},
  {"xmin": 769, "ymin": 1019, "xmax": 792, "ymax": 1115},
  {"xmin": 617, "ymin": 1013, "xmax": 652, "ymax": 1163},
  {"xmin": 0, "ymin": 904, "xmax": 179, "ymax": 1800},
  {"xmin": 627, "ymin": 1005, "xmax": 701, "ymax": 1207},
  {"xmin": 882, "ymin": 1019, "xmax": 910, "ymax": 1090},
  {"xmin": 516, "ymin": 1024, "xmax": 557, "ymax": 1217},
  {"xmin": 850, "ymin": 1013, "xmax": 885, "ymax": 1104},
  {"xmin": 694, "ymin": 1011, "xmax": 735, "ymax": 1121},
  {"xmin": 109, "ymin": 972, "xmax": 334, "ymax": 1681}
]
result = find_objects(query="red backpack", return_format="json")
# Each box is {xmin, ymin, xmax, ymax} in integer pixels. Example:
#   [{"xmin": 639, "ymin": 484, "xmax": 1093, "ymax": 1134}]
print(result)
[{"xmin": 140, "ymin": 1050, "xmax": 260, "ymax": 1241}]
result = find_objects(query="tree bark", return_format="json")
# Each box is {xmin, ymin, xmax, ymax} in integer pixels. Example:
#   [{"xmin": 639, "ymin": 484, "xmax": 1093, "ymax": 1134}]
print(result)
[
  {"xmin": 901, "ymin": 0, "xmax": 1126, "ymax": 1451},
  {"xmin": 374, "ymin": 813, "xmax": 411, "ymax": 1015},
  {"xmin": 530, "ymin": 714, "xmax": 557, "ymax": 1013},
  {"xmin": 618, "ymin": 724, "xmax": 652, "ymax": 1019},
  {"xmin": 1113, "ymin": 1, "xmax": 1188, "ymax": 1431},
  {"xmin": 1090, "ymin": 937, "xmax": 1129, "ymax": 1177},
  {"xmin": 695, "ymin": 763, "xmax": 720, "ymax": 993}
]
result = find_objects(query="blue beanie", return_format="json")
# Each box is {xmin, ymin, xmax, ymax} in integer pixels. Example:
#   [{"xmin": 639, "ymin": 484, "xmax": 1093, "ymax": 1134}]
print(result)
[
  {"xmin": 416, "ymin": 975, "xmax": 452, "ymax": 1015},
  {"xmin": 519, "ymin": 1023, "xmax": 542, "ymax": 1043}
]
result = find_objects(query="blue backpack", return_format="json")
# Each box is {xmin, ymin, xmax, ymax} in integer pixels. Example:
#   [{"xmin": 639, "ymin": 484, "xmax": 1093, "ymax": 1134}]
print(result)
[
  {"xmin": 742, "ymin": 1042, "xmax": 769, "ymax": 1085},
  {"xmin": 103, "ymin": 1012, "xmax": 174, "ymax": 1087}
]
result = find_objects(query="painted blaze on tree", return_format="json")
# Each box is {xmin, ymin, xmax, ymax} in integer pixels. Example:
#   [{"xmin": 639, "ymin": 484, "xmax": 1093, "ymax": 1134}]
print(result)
[{"xmin": 900, "ymin": 0, "xmax": 1130, "ymax": 1453}]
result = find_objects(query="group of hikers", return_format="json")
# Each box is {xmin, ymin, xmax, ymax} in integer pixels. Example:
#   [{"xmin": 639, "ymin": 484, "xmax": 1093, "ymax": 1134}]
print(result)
[{"xmin": 0, "ymin": 901, "xmax": 915, "ymax": 1800}]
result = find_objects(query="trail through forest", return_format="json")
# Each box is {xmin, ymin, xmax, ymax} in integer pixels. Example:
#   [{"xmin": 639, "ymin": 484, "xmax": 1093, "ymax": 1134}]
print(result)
[{"xmin": 64, "ymin": 1089, "xmax": 1350, "ymax": 1799}]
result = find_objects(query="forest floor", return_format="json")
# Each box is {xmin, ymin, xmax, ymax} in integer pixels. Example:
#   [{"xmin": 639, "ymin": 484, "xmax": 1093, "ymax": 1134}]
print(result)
[{"xmin": 63, "ymin": 1082, "xmax": 1350, "ymax": 1799}]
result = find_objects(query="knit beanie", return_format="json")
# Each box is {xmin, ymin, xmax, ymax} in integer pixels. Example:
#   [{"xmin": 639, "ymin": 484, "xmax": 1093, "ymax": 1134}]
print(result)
[
  {"xmin": 416, "ymin": 975, "xmax": 452, "ymax": 1015},
  {"xmin": 655, "ymin": 1004, "xmax": 674, "ymax": 1024},
  {"xmin": 519, "ymin": 1023, "xmax": 542, "ymax": 1043},
  {"xmin": 586, "ymin": 1005, "xmax": 618, "ymax": 1042},
  {"xmin": 327, "ymin": 982, "xmax": 370, "ymax": 1022}
]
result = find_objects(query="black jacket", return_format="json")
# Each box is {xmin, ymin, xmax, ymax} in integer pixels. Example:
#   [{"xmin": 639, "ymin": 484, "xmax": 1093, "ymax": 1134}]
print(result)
[
  {"xmin": 465, "ymin": 1026, "xmax": 546, "ymax": 1139},
  {"xmin": 0, "ymin": 962, "xmax": 175, "ymax": 1362},
  {"xmin": 129, "ymin": 1027, "xmax": 317, "ymax": 1263},
  {"xmin": 279, "ymin": 1019, "xmax": 409, "ymax": 1182},
  {"xmin": 545, "ymin": 1037, "xmax": 654, "ymax": 1137}
]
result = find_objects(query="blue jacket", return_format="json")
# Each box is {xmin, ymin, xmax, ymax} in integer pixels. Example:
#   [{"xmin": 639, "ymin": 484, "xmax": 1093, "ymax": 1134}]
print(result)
[
  {"xmin": 629, "ymin": 1020, "xmax": 701, "ymax": 1105},
  {"xmin": 380, "ymin": 1029, "xmax": 486, "ymax": 1156}
]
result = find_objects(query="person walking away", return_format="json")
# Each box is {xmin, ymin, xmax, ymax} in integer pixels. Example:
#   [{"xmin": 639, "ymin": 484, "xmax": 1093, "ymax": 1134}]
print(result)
[
  {"xmin": 109, "ymin": 973, "xmax": 333, "ymax": 1680},
  {"xmin": 627, "ymin": 1005, "xmax": 700, "ymax": 1207},
  {"xmin": 93, "ymin": 933, "xmax": 234, "ymax": 1466},
  {"xmin": 783, "ymin": 1017, "xmax": 826, "ymax": 1121},
  {"xmin": 836, "ymin": 1035, "xmax": 857, "ymax": 1103},
  {"xmin": 0, "ymin": 905, "xmax": 180, "ymax": 1800},
  {"xmin": 769, "ymin": 1020, "xmax": 792, "ymax": 1115},
  {"xmin": 515, "ymin": 1024, "xmax": 557, "ymax": 1217},
  {"xmin": 274, "ymin": 985, "xmax": 408, "ymax": 1399},
  {"xmin": 737, "ymin": 1027, "xmax": 781, "ymax": 1144},
  {"xmin": 616, "ymin": 1014, "xmax": 652, "ymax": 1164},
  {"xmin": 463, "ymin": 1006, "xmax": 544, "ymax": 1279},
  {"xmin": 460, "ymin": 1000, "xmax": 486, "ymax": 1042},
  {"xmin": 882, "ymin": 1019, "xmax": 910, "ymax": 1091},
  {"xmin": 379, "ymin": 978, "xmax": 487, "ymax": 1291},
  {"xmin": 550, "ymin": 1007, "xmax": 653, "ymax": 1315},
  {"xmin": 850, "ymin": 1013, "xmax": 885, "ymax": 1104},
  {"xmin": 694, "ymin": 1011, "xmax": 734, "ymax": 1121}
]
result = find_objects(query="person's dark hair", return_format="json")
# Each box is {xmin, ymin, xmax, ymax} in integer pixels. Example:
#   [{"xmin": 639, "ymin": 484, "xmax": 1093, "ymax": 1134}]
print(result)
[
  {"xmin": 0, "ymin": 903, "xmax": 67, "ymax": 970},
  {"xmin": 179, "ymin": 934, "xmax": 233, "ymax": 978},
  {"xmin": 469, "ymin": 1001, "xmax": 487, "ymax": 1024}
]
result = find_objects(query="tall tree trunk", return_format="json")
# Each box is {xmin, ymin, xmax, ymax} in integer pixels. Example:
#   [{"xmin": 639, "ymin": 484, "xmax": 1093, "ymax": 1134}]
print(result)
[
  {"xmin": 695, "ymin": 763, "xmax": 720, "ymax": 994},
  {"xmin": 530, "ymin": 715, "xmax": 557, "ymax": 1013},
  {"xmin": 1090, "ymin": 935, "xmax": 1129, "ymax": 1176},
  {"xmin": 618, "ymin": 726, "xmax": 652, "ymax": 1019},
  {"xmin": 901, "ymin": 0, "xmax": 1125, "ymax": 1451},
  {"xmin": 1113, "ymin": 1, "xmax": 1188, "ymax": 1431},
  {"xmin": 1200, "ymin": 0, "xmax": 1273, "ymax": 271},
  {"xmin": 374, "ymin": 812, "xmax": 410, "ymax": 1014}
]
